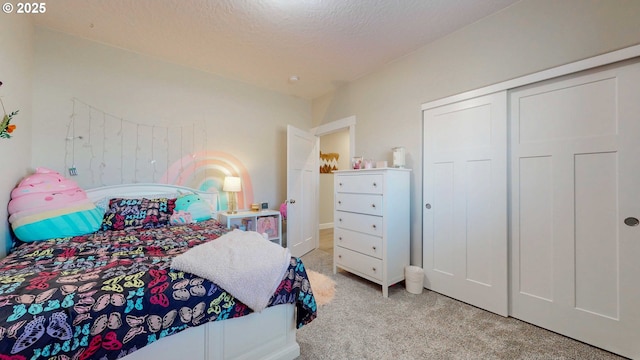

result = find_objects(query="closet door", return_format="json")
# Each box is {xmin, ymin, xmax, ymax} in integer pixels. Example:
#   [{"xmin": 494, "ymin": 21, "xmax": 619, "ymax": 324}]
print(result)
[
  {"xmin": 510, "ymin": 60, "xmax": 640, "ymax": 359},
  {"xmin": 423, "ymin": 92, "xmax": 508, "ymax": 316}
]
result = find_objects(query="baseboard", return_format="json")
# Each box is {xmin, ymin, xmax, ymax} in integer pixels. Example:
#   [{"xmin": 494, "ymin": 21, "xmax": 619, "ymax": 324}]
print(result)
[
  {"xmin": 319, "ymin": 222, "xmax": 333, "ymax": 230},
  {"xmin": 260, "ymin": 343, "xmax": 300, "ymax": 360}
]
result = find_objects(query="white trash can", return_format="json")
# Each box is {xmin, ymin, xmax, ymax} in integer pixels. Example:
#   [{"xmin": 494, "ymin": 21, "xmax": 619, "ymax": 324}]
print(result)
[{"xmin": 405, "ymin": 266, "xmax": 424, "ymax": 294}]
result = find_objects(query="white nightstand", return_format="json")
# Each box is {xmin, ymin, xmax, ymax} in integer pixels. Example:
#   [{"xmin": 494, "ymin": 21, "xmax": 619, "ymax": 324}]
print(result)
[{"xmin": 217, "ymin": 210, "xmax": 282, "ymax": 246}]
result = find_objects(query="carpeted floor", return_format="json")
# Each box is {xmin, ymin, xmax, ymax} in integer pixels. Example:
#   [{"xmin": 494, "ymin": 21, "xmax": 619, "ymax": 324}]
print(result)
[{"xmin": 297, "ymin": 247, "xmax": 625, "ymax": 360}]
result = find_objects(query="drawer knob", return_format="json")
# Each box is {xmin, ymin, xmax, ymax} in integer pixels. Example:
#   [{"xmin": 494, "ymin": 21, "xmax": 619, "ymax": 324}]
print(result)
[
  {"xmin": 372, "ymin": 224, "xmax": 376, "ymax": 229},
  {"xmin": 372, "ymin": 267, "xmax": 376, "ymax": 272},
  {"xmin": 372, "ymin": 246, "xmax": 376, "ymax": 251},
  {"xmin": 339, "ymin": 182, "xmax": 343, "ymax": 186},
  {"xmin": 338, "ymin": 200, "xmax": 342, "ymax": 205},
  {"xmin": 339, "ymin": 218, "xmax": 343, "ymax": 222},
  {"xmin": 339, "ymin": 237, "xmax": 343, "ymax": 241},
  {"xmin": 371, "ymin": 203, "xmax": 376, "ymax": 208},
  {"xmin": 338, "ymin": 255, "xmax": 342, "ymax": 259},
  {"xmin": 372, "ymin": 182, "xmax": 377, "ymax": 187}
]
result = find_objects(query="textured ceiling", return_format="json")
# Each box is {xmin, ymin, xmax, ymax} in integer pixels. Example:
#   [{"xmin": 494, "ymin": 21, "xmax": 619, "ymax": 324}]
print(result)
[{"xmin": 31, "ymin": 0, "xmax": 520, "ymax": 99}]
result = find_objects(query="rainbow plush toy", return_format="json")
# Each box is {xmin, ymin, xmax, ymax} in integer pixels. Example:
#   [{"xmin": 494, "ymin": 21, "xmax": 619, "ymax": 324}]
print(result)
[{"xmin": 8, "ymin": 168, "xmax": 103, "ymax": 242}]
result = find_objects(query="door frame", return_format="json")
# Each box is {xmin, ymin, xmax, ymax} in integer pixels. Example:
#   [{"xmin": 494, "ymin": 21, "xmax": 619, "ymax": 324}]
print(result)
[
  {"xmin": 312, "ymin": 115, "xmax": 356, "ymax": 157},
  {"xmin": 313, "ymin": 116, "xmax": 357, "ymax": 228}
]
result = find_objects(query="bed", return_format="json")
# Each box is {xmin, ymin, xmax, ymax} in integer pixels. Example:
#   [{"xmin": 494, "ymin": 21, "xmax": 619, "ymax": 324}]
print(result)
[{"xmin": 0, "ymin": 183, "xmax": 317, "ymax": 360}]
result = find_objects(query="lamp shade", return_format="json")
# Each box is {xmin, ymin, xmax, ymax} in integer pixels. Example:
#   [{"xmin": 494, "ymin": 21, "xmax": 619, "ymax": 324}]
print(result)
[{"xmin": 223, "ymin": 176, "xmax": 242, "ymax": 192}]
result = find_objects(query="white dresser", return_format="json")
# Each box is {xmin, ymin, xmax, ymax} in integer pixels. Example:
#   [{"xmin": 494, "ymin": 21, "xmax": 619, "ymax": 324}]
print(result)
[{"xmin": 333, "ymin": 168, "xmax": 410, "ymax": 297}]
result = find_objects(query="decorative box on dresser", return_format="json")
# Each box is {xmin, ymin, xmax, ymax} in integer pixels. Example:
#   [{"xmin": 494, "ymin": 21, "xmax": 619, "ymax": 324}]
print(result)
[{"xmin": 333, "ymin": 168, "xmax": 411, "ymax": 297}]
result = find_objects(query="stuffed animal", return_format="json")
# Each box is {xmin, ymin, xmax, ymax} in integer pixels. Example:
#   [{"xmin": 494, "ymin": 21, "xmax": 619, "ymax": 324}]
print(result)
[
  {"xmin": 279, "ymin": 202, "xmax": 287, "ymax": 220},
  {"xmin": 174, "ymin": 194, "xmax": 211, "ymax": 222},
  {"xmin": 170, "ymin": 210, "xmax": 194, "ymax": 225},
  {"xmin": 8, "ymin": 167, "xmax": 102, "ymax": 242}
]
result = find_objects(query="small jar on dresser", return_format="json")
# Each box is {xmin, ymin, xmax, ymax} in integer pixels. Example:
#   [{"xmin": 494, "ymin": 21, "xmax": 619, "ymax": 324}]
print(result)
[{"xmin": 333, "ymin": 167, "xmax": 411, "ymax": 297}]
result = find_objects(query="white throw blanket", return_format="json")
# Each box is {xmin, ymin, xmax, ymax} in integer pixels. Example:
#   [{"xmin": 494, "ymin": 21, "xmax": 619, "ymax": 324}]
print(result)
[{"xmin": 170, "ymin": 229, "xmax": 292, "ymax": 312}]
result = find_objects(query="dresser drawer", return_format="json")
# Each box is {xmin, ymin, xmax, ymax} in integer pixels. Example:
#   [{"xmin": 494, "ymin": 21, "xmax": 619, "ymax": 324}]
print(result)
[
  {"xmin": 335, "ymin": 227, "xmax": 383, "ymax": 259},
  {"xmin": 336, "ymin": 174, "xmax": 383, "ymax": 194},
  {"xmin": 335, "ymin": 193, "xmax": 383, "ymax": 216},
  {"xmin": 335, "ymin": 211, "xmax": 383, "ymax": 237},
  {"xmin": 335, "ymin": 246, "xmax": 383, "ymax": 281}
]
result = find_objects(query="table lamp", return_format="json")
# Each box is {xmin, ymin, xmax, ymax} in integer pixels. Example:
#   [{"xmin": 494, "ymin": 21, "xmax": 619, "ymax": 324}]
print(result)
[{"xmin": 223, "ymin": 176, "xmax": 241, "ymax": 214}]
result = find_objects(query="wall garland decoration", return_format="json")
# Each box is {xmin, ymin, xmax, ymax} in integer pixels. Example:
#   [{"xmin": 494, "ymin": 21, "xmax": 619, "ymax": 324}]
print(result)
[
  {"xmin": 65, "ymin": 98, "xmax": 207, "ymax": 187},
  {"xmin": 64, "ymin": 98, "xmax": 252, "ymax": 211}
]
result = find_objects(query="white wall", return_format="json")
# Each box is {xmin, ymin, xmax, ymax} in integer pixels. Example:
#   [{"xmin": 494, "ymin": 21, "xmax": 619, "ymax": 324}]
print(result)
[
  {"xmin": 0, "ymin": 15, "xmax": 33, "ymax": 256},
  {"xmin": 319, "ymin": 130, "xmax": 349, "ymax": 227},
  {"xmin": 31, "ymin": 28, "xmax": 311, "ymax": 213},
  {"xmin": 312, "ymin": 0, "xmax": 640, "ymax": 266}
]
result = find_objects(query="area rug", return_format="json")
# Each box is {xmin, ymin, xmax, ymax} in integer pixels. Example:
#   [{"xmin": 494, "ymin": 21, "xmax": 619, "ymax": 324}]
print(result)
[{"xmin": 307, "ymin": 269, "xmax": 336, "ymax": 306}]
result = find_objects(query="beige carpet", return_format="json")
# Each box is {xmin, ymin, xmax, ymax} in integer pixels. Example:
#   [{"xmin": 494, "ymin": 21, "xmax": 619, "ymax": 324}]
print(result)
[{"xmin": 297, "ymin": 248, "xmax": 624, "ymax": 360}]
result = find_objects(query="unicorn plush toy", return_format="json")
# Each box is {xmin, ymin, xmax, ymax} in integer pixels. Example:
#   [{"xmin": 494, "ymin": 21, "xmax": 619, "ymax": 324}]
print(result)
[{"xmin": 173, "ymin": 194, "xmax": 211, "ymax": 223}]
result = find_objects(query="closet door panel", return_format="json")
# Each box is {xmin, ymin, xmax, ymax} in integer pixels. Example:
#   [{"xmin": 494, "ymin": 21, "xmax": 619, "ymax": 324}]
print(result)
[
  {"xmin": 431, "ymin": 104, "xmax": 492, "ymax": 150},
  {"xmin": 574, "ymin": 152, "xmax": 619, "ymax": 318},
  {"xmin": 510, "ymin": 60, "xmax": 640, "ymax": 359},
  {"xmin": 423, "ymin": 91, "xmax": 508, "ymax": 316},
  {"xmin": 517, "ymin": 156, "xmax": 554, "ymax": 301},
  {"xmin": 432, "ymin": 162, "xmax": 455, "ymax": 276},
  {"xmin": 465, "ymin": 160, "xmax": 493, "ymax": 286},
  {"xmin": 518, "ymin": 77, "xmax": 617, "ymax": 143},
  {"xmin": 617, "ymin": 62, "xmax": 640, "ymax": 360}
]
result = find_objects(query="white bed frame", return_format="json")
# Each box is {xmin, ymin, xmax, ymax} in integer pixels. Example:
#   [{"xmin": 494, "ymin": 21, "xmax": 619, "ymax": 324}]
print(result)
[{"xmin": 85, "ymin": 183, "xmax": 300, "ymax": 360}]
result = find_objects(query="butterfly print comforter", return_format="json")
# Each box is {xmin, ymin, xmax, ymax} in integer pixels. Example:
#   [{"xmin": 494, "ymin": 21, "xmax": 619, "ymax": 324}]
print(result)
[{"xmin": 0, "ymin": 220, "xmax": 317, "ymax": 359}]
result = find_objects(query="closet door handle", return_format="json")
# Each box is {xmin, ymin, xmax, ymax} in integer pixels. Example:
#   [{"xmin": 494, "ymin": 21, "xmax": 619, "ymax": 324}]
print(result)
[{"xmin": 624, "ymin": 217, "xmax": 639, "ymax": 227}]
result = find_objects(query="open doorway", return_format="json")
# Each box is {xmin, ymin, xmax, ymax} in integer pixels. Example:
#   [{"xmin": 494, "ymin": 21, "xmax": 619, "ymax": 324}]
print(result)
[
  {"xmin": 318, "ymin": 129, "xmax": 350, "ymax": 254},
  {"xmin": 313, "ymin": 115, "xmax": 355, "ymax": 256}
]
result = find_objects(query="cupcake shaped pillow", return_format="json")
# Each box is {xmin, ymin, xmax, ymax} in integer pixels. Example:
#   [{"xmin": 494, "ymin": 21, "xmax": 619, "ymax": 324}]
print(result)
[{"xmin": 8, "ymin": 167, "xmax": 103, "ymax": 242}]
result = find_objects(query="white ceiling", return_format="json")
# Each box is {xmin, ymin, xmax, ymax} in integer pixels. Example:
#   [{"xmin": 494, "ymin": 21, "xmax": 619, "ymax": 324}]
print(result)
[{"xmin": 32, "ymin": 0, "xmax": 520, "ymax": 100}]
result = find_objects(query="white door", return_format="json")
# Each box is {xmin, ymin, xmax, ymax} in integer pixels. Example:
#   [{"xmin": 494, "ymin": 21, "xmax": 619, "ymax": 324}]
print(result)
[
  {"xmin": 286, "ymin": 125, "xmax": 319, "ymax": 257},
  {"xmin": 422, "ymin": 91, "xmax": 508, "ymax": 316},
  {"xmin": 510, "ymin": 60, "xmax": 640, "ymax": 359}
]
